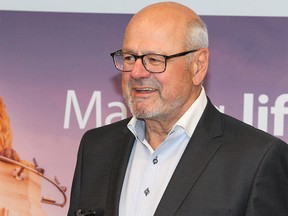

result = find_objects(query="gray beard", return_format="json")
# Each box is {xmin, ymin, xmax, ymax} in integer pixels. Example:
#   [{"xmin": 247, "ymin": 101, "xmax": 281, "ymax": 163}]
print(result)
[{"xmin": 124, "ymin": 92, "xmax": 184, "ymax": 121}]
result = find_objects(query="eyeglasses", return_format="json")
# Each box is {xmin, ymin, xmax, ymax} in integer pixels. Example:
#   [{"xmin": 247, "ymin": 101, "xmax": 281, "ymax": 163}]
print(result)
[{"xmin": 110, "ymin": 49, "xmax": 198, "ymax": 73}]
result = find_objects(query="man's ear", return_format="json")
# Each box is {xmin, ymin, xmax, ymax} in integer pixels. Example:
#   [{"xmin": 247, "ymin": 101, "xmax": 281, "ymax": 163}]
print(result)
[{"xmin": 192, "ymin": 48, "xmax": 209, "ymax": 85}]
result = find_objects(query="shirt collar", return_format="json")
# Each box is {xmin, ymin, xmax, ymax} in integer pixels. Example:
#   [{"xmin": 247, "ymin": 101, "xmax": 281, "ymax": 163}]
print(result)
[{"xmin": 128, "ymin": 86, "xmax": 207, "ymax": 139}]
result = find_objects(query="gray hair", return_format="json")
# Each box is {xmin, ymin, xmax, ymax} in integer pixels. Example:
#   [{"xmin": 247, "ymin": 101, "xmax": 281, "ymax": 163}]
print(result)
[{"xmin": 186, "ymin": 18, "xmax": 209, "ymax": 50}]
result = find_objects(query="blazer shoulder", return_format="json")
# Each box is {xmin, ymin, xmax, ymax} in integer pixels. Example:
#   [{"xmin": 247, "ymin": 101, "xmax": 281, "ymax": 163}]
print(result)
[
  {"xmin": 220, "ymin": 111, "xmax": 287, "ymax": 148},
  {"xmin": 81, "ymin": 118, "xmax": 132, "ymax": 141},
  {"xmin": 205, "ymin": 98, "xmax": 286, "ymax": 147}
]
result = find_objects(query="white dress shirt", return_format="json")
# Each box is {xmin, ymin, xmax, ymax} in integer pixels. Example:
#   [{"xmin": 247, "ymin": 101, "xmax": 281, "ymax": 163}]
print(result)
[{"xmin": 119, "ymin": 87, "xmax": 207, "ymax": 216}]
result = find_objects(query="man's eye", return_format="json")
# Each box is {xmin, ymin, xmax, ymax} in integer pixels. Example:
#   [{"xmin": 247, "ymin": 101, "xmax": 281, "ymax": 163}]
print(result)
[
  {"xmin": 123, "ymin": 55, "xmax": 135, "ymax": 62},
  {"xmin": 147, "ymin": 56, "xmax": 165, "ymax": 64}
]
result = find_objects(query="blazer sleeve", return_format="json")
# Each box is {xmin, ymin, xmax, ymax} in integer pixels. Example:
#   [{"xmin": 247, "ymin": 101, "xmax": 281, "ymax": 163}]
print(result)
[
  {"xmin": 67, "ymin": 134, "xmax": 85, "ymax": 216},
  {"xmin": 245, "ymin": 140, "xmax": 288, "ymax": 216}
]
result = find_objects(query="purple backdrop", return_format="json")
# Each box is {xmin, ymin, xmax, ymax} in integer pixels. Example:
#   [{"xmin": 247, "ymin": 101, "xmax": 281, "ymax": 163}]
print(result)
[{"xmin": 0, "ymin": 11, "xmax": 287, "ymax": 215}]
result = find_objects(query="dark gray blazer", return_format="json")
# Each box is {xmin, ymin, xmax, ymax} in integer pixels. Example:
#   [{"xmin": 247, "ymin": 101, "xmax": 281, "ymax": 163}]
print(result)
[{"xmin": 68, "ymin": 98, "xmax": 288, "ymax": 216}]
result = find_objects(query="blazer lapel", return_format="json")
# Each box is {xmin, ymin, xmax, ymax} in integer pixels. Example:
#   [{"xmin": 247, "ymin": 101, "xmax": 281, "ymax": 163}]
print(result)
[
  {"xmin": 155, "ymin": 99, "xmax": 223, "ymax": 215},
  {"xmin": 106, "ymin": 126, "xmax": 135, "ymax": 216}
]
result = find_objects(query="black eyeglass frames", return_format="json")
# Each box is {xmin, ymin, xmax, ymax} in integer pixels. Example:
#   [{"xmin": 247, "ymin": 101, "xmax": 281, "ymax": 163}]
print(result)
[{"xmin": 110, "ymin": 49, "xmax": 198, "ymax": 73}]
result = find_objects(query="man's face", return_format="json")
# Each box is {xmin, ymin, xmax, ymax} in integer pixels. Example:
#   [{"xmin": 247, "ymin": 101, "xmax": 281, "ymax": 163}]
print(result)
[{"xmin": 122, "ymin": 16, "xmax": 199, "ymax": 122}]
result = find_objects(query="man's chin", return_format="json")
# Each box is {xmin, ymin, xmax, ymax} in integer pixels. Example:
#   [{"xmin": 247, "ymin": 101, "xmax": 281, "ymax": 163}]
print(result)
[{"xmin": 131, "ymin": 107, "xmax": 161, "ymax": 119}]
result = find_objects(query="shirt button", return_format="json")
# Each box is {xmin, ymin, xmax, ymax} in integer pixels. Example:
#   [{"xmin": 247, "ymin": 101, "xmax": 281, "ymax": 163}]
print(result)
[
  {"xmin": 144, "ymin": 188, "xmax": 150, "ymax": 196},
  {"xmin": 153, "ymin": 156, "xmax": 158, "ymax": 164}
]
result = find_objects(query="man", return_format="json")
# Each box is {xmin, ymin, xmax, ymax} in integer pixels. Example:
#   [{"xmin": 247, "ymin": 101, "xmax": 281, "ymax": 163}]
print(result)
[{"xmin": 68, "ymin": 2, "xmax": 288, "ymax": 216}]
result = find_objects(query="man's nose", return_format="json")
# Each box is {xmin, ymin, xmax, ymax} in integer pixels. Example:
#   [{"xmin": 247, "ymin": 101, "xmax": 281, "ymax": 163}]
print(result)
[{"xmin": 130, "ymin": 59, "xmax": 151, "ymax": 79}]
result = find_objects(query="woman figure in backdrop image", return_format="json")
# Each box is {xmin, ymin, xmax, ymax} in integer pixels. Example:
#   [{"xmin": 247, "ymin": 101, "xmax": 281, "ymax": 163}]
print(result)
[
  {"xmin": 0, "ymin": 97, "xmax": 20, "ymax": 161},
  {"xmin": 68, "ymin": 2, "xmax": 288, "ymax": 216}
]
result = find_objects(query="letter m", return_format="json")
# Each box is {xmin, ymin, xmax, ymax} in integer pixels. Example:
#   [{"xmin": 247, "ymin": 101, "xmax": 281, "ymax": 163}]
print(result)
[{"xmin": 64, "ymin": 90, "xmax": 102, "ymax": 129}]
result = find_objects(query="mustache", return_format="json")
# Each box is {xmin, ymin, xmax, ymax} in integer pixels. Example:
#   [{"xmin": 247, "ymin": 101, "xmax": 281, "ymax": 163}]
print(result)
[{"xmin": 128, "ymin": 78, "xmax": 161, "ymax": 89}]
